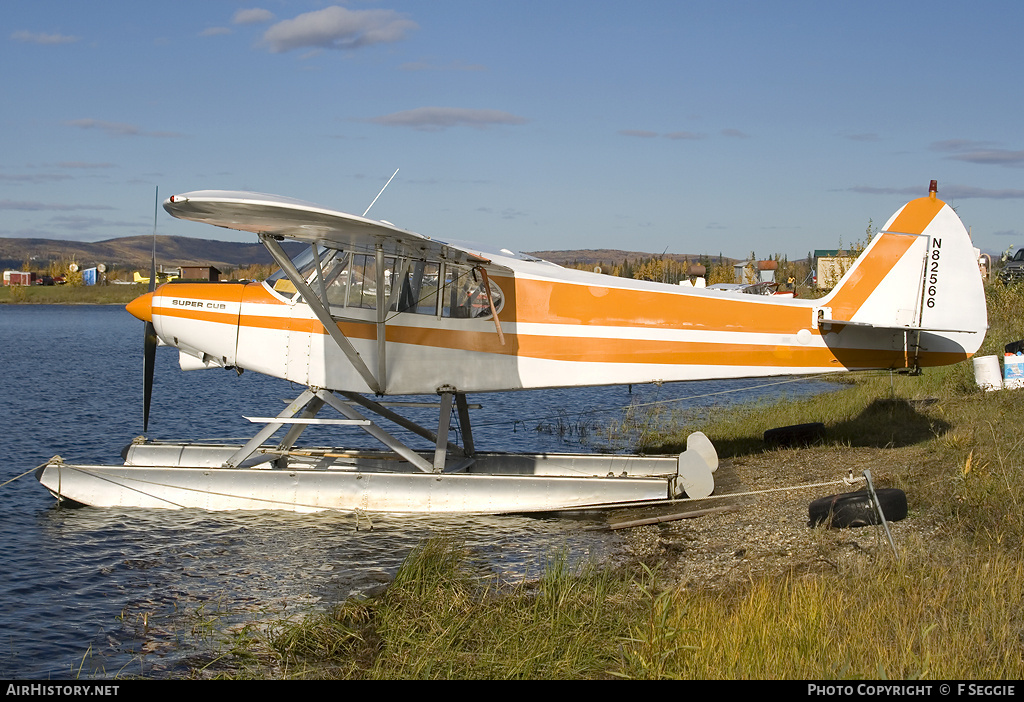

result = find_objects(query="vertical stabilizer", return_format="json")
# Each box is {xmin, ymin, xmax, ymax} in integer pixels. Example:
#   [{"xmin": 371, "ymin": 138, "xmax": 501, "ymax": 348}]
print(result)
[{"xmin": 818, "ymin": 183, "xmax": 987, "ymax": 359}]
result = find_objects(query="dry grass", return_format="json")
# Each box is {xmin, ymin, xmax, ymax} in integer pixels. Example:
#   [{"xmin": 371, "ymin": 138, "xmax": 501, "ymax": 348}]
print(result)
[
  {"xmin": 257, "ymin": 540, "xmax": 643, "ymax": 679},
  {"xmin": 645, "ymin": 543, "xmax": 1024, "ymax": 679},
  {"xmin": 0, "ymin": 284, "xmax": 144, "ymax": 305}
]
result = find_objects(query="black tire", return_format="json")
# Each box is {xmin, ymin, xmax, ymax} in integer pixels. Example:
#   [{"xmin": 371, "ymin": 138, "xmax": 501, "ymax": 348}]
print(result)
[
  {"xmin": 764, "ymin": 422, "xmax": 825, "ymax": 448},
  {"xmin": 808, "ymin": 488, "xmax": 907, "ymax": 528}
]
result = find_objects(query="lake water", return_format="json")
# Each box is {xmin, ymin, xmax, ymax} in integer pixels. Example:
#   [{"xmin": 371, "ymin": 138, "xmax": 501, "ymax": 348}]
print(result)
[{"xmin": 0, "ymin": 304, "xmax": 838, "ymax": 679}]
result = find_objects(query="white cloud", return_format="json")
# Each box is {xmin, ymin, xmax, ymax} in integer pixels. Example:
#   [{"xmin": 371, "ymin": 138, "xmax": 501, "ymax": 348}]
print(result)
[
  {"xmin": 930, "ymin": 139, "xmax": 994, "ymax": 152},
  {"xmin": 942, "ymin": 185, "xmax": 1024, "ymax": 199},
  {"xmin": 371, "ymin": 107, "xmax": 527, "ymax": 131},
  {"xmin": 848, "ymin": 185, "xmax": 932, "ymax": 196},
  {"xmin": 0, "ymin": 200, "xmax": 114, "ymax": 211},
  {"xmin": 262, "ymin": 6, "xmax": 417, "ymax": 53},
  {"xmin": 11, "ymin": 30, "xmax": 79, "ymax": 45},
  {"xmin": 620, "ymin": 130, "xmax": 709, "ymax": 140},
  {"xmin": 0, "ymin": 173, "xmax": 73, "ymax": 183},
  {"xmin": 928, "ymin": 139, "xmax": 1024, "ymax": 167},
  {"xmin": 400, "ymin": 59, "xmax": 486, "ymax": 72},
  {"xmin": 66, "ymin": 119, "xmax": 184, "ymax": 138},
  {"xmin": 234, "ymin": 8, "xmax": 275, "ymax": 25},
  {"xmin": 849, "ymin": 184, "xmax": 1024, "ymax": 200},
  {"xmin": 948, "ymin": 150, "xmax": 1024, "ymax": 167}
]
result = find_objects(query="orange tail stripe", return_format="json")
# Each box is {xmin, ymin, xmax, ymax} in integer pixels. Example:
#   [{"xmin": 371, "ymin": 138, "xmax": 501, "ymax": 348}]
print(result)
[{"xmin": 887, "ymin": 196, "xmax": 945, "ymax": 236}]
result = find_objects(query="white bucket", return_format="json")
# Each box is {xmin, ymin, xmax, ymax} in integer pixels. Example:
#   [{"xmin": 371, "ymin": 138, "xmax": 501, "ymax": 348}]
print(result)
[{"xmin": 973, "ymin": 355, "xmax": 1003, "ymax": 391}]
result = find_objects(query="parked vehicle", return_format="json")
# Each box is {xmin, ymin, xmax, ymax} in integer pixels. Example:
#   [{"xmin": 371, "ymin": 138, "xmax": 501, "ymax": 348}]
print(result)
[{"xmin": 1000, "ymin": 248, "xmax": 1024, "ymax": 283}]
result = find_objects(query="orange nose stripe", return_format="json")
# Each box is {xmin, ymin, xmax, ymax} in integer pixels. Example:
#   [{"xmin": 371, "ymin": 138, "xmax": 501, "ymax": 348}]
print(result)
[{"xmin": 126, "ymin": 291, "xmax": 154, "ymax": 322}]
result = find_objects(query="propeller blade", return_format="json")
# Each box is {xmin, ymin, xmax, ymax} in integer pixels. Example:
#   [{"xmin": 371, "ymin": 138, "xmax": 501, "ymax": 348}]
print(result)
[
  {"xmin": 143, "ymin": 320, "xmax": 156, "ymax": 432},
  {"xmin": 150, "ymin": 185, "xmax": 157, "ymax": 292},
  {"xmin": 144, "ymin": 185, "xmax": 158, "ymax": 431}
]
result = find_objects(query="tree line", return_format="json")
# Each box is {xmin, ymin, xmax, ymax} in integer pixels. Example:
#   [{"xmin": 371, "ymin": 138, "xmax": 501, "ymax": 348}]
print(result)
[{"xmin": 562, "ymin": 253, "xmax": 815, "ymax": 291}]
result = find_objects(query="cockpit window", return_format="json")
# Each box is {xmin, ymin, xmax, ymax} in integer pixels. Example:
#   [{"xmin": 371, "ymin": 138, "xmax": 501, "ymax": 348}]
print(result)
[
  {"xmin": 267, "ymin": 245, "xmax": 502, "ymax": 319},
  {"xmin": 267, "ymin": 245, "xmax": 329, "ymax": 295},
  {"xmin": 443, "ymin": 264, "xmax": 503, "ymax": 318}
]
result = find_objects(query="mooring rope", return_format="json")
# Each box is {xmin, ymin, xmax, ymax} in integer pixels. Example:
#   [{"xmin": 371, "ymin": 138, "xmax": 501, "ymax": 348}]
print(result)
[
  {"xmin": 0, "ymin": 457, "xmax": 61, "ymax": 489},
  {"xmin": 599, "ymin": 472, "xmax": 869, "ymax": 529},
  {"xmin": 678, "ymin": 474, "xmax": 864, "ymax": 503},
  {"xmin": 592, "ymin": 473, "xmax": 865, "ymax": 517}
]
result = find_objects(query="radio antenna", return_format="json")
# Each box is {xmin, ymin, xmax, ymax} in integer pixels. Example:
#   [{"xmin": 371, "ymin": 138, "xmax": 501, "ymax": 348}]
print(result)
[
  {"xmin": 150, "ymin": 185, "xmax": 158, "ymax": 291},
  {"xmin": 363, "ymin": 168, "xmax": 399, "ymax": 217}
]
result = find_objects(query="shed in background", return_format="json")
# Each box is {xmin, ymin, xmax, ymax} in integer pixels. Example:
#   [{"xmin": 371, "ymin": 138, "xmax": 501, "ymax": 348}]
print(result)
[{"xmin": 180, "ymin": 266, "xmax": 221, "ymax": 282}]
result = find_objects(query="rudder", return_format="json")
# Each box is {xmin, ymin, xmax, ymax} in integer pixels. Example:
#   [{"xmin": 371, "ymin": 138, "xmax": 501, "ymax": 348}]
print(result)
[{"xmin": 818, "ymin": 183, "xmax": 987, "ymax": 362}]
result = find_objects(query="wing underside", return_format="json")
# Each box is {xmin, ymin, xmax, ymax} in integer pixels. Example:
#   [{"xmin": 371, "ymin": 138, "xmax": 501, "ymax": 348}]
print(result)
[{"xmin": 163, "ymin": 190, "xmax": 489, "ymax": 265}]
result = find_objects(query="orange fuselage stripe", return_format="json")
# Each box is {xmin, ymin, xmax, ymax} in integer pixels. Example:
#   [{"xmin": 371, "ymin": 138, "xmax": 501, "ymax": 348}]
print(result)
[{"xmin": 152, "ymin": 301, "xmax": 961, "ymax": 370}]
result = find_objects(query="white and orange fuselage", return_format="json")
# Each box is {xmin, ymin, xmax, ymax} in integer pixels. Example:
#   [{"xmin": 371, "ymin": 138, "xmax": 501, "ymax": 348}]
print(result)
[
  {"xmin": 128, "ymin": 189, "xmax": 986, "ymax": 396},
  {"xmin": 35, "ymin": 186, "xmax": 988, "ymax": 514}
]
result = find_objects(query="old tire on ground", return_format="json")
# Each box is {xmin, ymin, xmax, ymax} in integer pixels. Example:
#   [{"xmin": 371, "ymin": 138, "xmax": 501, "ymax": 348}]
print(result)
[
  {"xmin": 764, "ymin": 422, "xmax": 825, "ymax": 448},
  {"xmin": 808, "ymin": 488, "xmax": 907, "ymax": 528}
]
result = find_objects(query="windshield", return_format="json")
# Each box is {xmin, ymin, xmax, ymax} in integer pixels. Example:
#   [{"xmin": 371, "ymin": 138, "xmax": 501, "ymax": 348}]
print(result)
[{"xmin": 265, "ymin": 245, "xmax": 321, "ymax": 288}]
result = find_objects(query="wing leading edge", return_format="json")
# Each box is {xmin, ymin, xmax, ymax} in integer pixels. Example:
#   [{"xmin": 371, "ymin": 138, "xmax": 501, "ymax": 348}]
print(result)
[{"xmin": 163, "ymin": 190, "xmax": 492, "ymax": 266}]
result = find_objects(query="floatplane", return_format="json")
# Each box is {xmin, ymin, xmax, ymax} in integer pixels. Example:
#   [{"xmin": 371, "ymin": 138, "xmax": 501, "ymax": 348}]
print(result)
[{"xmin": 36, "ymin": 181, "xmax": 987, "ymax": 513}]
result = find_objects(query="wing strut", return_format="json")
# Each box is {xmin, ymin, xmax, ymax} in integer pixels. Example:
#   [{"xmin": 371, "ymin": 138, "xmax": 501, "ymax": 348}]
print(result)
[
  {"xmin": 221, "ymin": 387, "xmax": 482, "ymax": 474},
  {"xmin": 375, "ymin": 245, "xmax": 387, "ymax": 392},
  {"xmin": 338, "ymin": 391, "xmax": 465, "ymax": 453},
  {"xmin": 260, "ymin": 233, "xmax": 382, "ymax": 394},
  {"xmin": 477, "ymin": 267, "xmax": 505, "ymax": 345}
]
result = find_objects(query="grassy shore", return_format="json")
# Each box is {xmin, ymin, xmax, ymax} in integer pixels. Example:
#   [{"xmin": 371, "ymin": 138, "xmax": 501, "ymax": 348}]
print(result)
[{"xmin": 0, "ymin": 284, "xmax": 146, "ymax": 305}]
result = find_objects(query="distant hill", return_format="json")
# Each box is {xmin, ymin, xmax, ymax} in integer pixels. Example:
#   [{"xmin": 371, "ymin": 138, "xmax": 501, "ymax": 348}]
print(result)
[
  {"xmin": 0, "ymin": 235, "xmax": 303, "ymax": 274},
  {"xmin": 0, "ymin": 236, "xmax": 730, "ymax": 276}
]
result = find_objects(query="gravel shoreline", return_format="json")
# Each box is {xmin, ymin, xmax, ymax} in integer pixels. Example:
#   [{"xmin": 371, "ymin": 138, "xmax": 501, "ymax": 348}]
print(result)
[{"xmin": 614, "ymin": 445, "xmax": 935, "ymax": 590}]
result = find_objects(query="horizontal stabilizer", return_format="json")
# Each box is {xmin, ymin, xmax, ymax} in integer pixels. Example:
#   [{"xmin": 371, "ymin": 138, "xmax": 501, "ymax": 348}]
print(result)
[{"xmin": 816, "ymin": 317, "xmax": 982, "ymax": 334}]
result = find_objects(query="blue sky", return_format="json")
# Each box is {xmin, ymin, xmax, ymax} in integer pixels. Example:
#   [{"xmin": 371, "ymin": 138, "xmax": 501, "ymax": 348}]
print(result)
[{"xmin": 4, "ymin": 1, "xmax": 1024, "ymax": 259}]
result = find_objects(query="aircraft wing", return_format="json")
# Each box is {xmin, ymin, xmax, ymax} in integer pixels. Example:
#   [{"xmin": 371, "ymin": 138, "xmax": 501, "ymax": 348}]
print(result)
[{"xmin": 163, "ymin": 190, "xmax": 493, "ymax": 266}]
